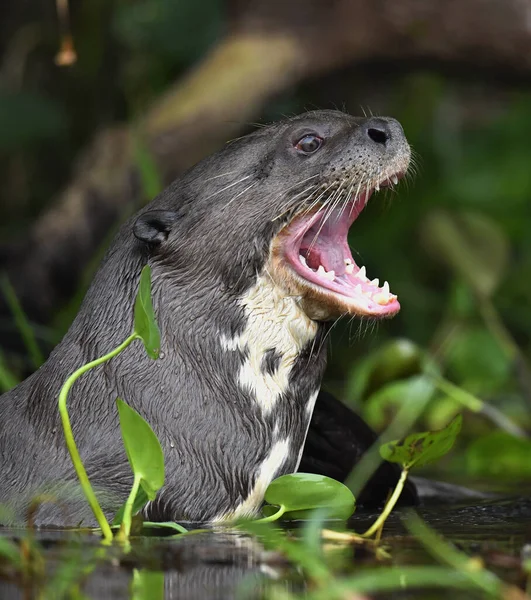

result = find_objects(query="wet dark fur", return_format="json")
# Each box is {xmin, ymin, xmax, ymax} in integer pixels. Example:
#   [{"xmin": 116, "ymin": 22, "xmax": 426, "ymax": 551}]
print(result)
[{"xmin": 0, "ymin": 111, "xmax": 415, "ymax": 525}]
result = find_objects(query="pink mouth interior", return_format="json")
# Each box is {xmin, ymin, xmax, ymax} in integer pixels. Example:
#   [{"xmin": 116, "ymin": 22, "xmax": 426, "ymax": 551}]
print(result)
[{"xmin": 283, "ymin": 191, "xmax": 400, "ymax": 317}]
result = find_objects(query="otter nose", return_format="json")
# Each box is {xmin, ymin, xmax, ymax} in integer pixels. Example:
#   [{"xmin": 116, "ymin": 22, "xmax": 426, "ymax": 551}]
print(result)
[{"xmin": 362, "ymin": 117, "xmax": 403, "ymax": 147}]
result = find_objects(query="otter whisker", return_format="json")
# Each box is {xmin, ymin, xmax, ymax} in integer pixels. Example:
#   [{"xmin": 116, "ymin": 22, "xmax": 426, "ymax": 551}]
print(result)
[
  {"xmin": 312, "ymin": 313, "xmax": 347, "ymax": 361},
  {"xmin": 301, "ymin": 181, "xmax": 337, "ymax": 218},
  {"xmin": 307, "ymin": 179, "xmax": 349, "ymax": 253},
  {"xmin": 203, "ymin": 170, "xmax": 241, "ymax": 183},
  {"xmin": 203, "ymin": 175, "xmax": 252, "ymax": 202},
  {"xmin": 272, "ymin": 184, "xmax": 320, "ymax": 222},
  {"xmin": 225, "ymin": 181, "xmax": 259, "ymax": 208},
  {"xmin": 338, "ymin": 179, "xmax": 357, "ymax": 222},
  {"xmin": 271, "ymin": 175, "xmax": 322, "ymax": 221},
  {"xmin": 270, "ymin": 174, "xmax": 321, "ymax": 216}
]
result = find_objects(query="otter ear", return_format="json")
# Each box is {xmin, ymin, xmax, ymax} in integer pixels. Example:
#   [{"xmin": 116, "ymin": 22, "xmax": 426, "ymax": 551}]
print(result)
[{"xmin": 133, "ymin": 210, "xmax": 179, "ymax": 245}]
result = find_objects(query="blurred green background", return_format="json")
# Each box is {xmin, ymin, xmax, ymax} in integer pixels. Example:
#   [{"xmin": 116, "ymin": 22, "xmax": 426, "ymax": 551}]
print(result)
[{"xmin": 2, "ymin": 0, "xmax": 531, "ymax": 488}]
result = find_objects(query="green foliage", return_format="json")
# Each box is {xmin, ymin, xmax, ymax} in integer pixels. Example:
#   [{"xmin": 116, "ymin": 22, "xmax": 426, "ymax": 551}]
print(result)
[
  {"xmin": 131, "ymin": 569, "xmax": 164, "ymax": 600},
  {"xmin": 0, "ymin": 537, "xmax": 22, "ymax": 568},
  {"xmin": 112, "ymin": 487, "xmax": 150, "ymax": 526},
  {"xmin": 346, "ymin": 338, "xmax": 426, "ymax": 406},
  {"xmin": 421, "ymin": 209, "xmax": 509, "ymax": 299},
  {"xmin": 134, "ymin": 265, "xmax": 161, "ymax": 360},
  {"xmin": 0, "ymin": 349, "xmax": 19, "ymax": 393},
  {"xmin": 113, "ymin": 0, "xmax": 223, "ymax": 63},
  {"xmin": 117, "ymin": 398, "xmax": 164, "ymax": 499},
  {"xmin": 0, "ymin": 275, "xmax": 44, "ymax": 369},
  {"xmin": 380, "ymin": 414, "xmax": 462, "ymax": 470},
  {"xmin": 0, "ymin": 91, "xmax": 66, "ymax": 151},
  {"xmin": 363, "ymin": 374, "xmax": 436, "ymax": 431},
  {"xmin": 443, "ymin": 327, "xmax": 511, "ymax": 393},
  {"xmin": 58, "ymin": 265, "xmax": 163, "ymax": 543},
  {"xmin": 141, "ymin": 521, "xmax": 188, "ymax": 534},
  {"xmin": 261, "ymin": 473, "xmax": 356, "ymax": 522},
  {"xmin": 465, "ymin": 431, "xmax": 531, "ymax": 479},
  {"xmin": 404, "ymin": 512, "xmax": 501, "ymax": 597}
]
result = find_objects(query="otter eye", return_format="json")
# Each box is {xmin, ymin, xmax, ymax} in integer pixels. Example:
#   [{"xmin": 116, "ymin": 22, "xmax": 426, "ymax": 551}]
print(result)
[{"xmin": 296, "ymin": 134, "xmax": 323, "ymax": 154}]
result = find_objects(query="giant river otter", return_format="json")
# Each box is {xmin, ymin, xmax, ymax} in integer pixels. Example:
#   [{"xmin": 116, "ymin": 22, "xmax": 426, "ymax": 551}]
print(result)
[{"xmin": 0, "ymin": 110, "xmax": 416, "ymax": 526}]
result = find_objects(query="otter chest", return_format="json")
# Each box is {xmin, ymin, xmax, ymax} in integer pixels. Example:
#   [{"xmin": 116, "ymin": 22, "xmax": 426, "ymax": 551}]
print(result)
[
  {"xmin": 221, "ymin": 273, "xmax": 320, "ymax": 415},
  {"xmin": 217, "ymin": 275, "xmax": 323, "ymax": 520}
]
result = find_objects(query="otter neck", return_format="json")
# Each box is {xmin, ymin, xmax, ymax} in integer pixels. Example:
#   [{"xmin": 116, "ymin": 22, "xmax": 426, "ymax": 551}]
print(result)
[{"xmin": 218, "ymin": 273, "xmax": 322, "ymax": 416}]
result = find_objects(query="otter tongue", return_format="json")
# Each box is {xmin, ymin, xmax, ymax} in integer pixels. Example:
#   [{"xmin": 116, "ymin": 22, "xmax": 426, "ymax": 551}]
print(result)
[{"xmin": 301, "ymin": 241, "xmax": 345, "ymax": 274}]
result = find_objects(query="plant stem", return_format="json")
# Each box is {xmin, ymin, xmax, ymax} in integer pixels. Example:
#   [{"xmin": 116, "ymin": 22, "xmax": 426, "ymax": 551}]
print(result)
[
  {"xmin": 433, "ymin": 376, "xmax": 482, "ymax": 412},
  {"xmin": 119, "ymin": 474, "xmax": 141, "ymax": 541},
  {"xmin": 361, "ymin": 468, "xmax": 409, "ymax": 539},
  {"xmin": 254, "ymin": 504, "xmax": 287, "ymax": 523},
  {"xmin": 1, "ymin": 275, "xmax": 44, "ymax": 368},
  {"xmin": 58, "ymin": 333, "xmax": 139, "ymax": 543},
  {"xmin": 434, "ymin": 375, "xmax": 527, "ymax": 438}
]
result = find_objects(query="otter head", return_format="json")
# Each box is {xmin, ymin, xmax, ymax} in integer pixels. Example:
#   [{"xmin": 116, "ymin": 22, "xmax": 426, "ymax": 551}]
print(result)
[{"xmin": 133, "ymin": 110, "xmax": 410, "ymax": 323}]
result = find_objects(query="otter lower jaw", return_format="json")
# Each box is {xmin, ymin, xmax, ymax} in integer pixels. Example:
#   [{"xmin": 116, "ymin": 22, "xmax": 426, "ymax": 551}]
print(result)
[{"xmin": 272, "ymin": 179, "xmax": 403, "ymax": 321}]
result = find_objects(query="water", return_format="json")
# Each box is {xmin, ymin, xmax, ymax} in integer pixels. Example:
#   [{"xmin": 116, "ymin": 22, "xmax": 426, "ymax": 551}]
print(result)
[{"xmin": 1, "ymin": 495, "xmax": 530, "ymax": 599}]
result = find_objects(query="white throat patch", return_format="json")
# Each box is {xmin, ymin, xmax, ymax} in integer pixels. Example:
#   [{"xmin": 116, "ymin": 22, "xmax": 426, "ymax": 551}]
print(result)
[
  {"xmin": 221, "ymin": 274, "xmax": 318, "ymax": 415},
  {"xmin": 213, "ymin": 438, "xmax": 290, "ymax": 521}
]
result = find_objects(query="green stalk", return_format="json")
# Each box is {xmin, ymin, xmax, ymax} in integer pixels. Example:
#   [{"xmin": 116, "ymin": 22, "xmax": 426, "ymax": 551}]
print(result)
[
  {"xmin": 118, "ymin": 474, "xmax": 141, "ymax": 542},
  {"xmin": 361, "ymin": 468, "xmax": 409, "ymax": 539},
  {"xmin": 58, "ymin": 333, "xmax": 139, "ymax": 543},
  {"xmin": 1, "ymin": 275, "xmax": 44, "ymax": 368},
  {"xmin": 434, "ymin": 375, "xmax": 527, "ymax": 438},
  {"xmin": 254, "ymin": 504, "xmax": 286, "ymax": 523}
]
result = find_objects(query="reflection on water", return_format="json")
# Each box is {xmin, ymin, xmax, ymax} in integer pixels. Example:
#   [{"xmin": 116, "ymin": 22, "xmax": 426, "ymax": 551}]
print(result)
[{"xmin": 1, "ymin": 496, "xmax": 531, "ymax": 599}]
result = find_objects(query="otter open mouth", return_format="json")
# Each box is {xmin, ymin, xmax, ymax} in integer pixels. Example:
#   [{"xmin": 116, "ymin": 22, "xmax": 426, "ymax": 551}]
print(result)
[{"xmin": 281, "ymin": 176, "xmax": 403, "ymax": 318}]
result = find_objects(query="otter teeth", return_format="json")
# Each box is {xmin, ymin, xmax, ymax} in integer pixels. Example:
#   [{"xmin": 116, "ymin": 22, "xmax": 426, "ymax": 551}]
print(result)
[
  {"xmin": 391, "ymin": 175, "xmax": 399, "ymax": 185},
  {"xmin": 300, "ymin": 254, "xmax": 395, "ymax": 304},
  {"xmin": 317, "ymin": 265, "xmax": 335, "ymax": 281}
]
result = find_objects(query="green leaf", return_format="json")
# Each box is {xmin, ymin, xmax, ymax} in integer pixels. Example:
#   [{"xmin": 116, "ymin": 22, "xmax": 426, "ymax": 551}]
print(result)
[
  {"xmin": 142, "ymin": 521, "xmax": 188, "ymax": 534},
  {"xmin": 134, "ymin": 265, "xmax": 161, "ymax": 359},
  {"xmin": 443, "ymin": 327, "xmax": 510, "ymax": 393},
  {"xmin": 0, "ymin": 537, "xmax": 22, "ymax": 568},
  {"xmin": 0, "ymin": 275, "xmax": 44, "ymax": 369},
  {"xmin": 131, "ymin": 569, "xmax": 164, "ymax": 600},
  {"xmin": 379, "ymin": 414, "xmax": 462, "ymax": 470},
  {"xmin": 117, "ymin": 399, "xmax": 164, "ymax": 499},
  {"xmin": 363, "ymin": 375, "xmax": 436, "ymax": 431},
  {"xmin": 465, "ymin": 432, "xmax": 531, "ymax": 479},
  {"xmin": 346, "ymin": 339, "xmax": 425, "ymax": 405},
  {"xmin": 264, "ymin": 473, "xmax": 355, "ymax": 520},
  {"xmin": 112, "ymin": 485, "xmax": 150, "ymax": 526},
  {"xmin": 421, "ymin": 209, "xmax": 509, "ymax": 298},
  {"xmin": 0, "ymin": 91, "xmax": 66, "ymax": 151}
]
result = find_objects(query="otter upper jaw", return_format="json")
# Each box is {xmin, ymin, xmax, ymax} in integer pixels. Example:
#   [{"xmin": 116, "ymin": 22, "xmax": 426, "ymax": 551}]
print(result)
[{"xmin": 273, "ymin": 171, "xmax": 405, "ymax": 320}]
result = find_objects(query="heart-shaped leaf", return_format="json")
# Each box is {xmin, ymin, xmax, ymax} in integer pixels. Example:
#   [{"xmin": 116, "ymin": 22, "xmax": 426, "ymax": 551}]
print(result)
[
  {"xmin": 117, "ymin": 398, "xmax": 164, "ymax": 499},
  {"xmin": 379, "ymin": 414, "xmax": 462, "ymax": 470},
  {"xmin": 264, "ymin": 473, "xmax": 355, "ymax": 520},
  {"xmin": 134, "ymin": 265, "xmax": 160, "ymax": 359}
]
